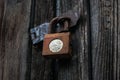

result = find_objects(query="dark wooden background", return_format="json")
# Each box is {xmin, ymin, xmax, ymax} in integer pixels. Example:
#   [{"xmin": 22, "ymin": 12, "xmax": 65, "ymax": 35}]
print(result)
[{"xmin": 0, "ymin": 0, "xmax": 120, "ymax": 80}]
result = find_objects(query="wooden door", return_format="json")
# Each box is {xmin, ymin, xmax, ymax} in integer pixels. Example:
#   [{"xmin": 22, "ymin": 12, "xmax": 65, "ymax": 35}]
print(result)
[{"xmin": 0, "ymin": 0, "xmax": 120, "ymax": 80}]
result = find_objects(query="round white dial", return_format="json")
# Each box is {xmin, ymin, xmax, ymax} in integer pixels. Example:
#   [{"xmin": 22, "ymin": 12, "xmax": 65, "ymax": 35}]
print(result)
[{"xmin": 49, "ymin": 39, "xmax": 63, "ymax": 53}]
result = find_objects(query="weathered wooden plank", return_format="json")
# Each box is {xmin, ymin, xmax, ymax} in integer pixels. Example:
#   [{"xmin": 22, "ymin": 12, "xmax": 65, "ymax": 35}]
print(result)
[
  {"xmin": 0, "ymin": 0, "xmax": 32, "ymax": 80},
  {"xmin": 31, "ymin": 0, "xmax": 55, "ymax": 80},
  {"xmin": 117, "ymin": 0, "xmax": 120, "ymax": 79},
  {"xmin": 90, "ymin": 0, "xmax": 120, "ymax": 80},
  {"xmin": 0, "ymin": 0, "xmax": 6, "ymax": 80},
  {"xmin": 56, "ymin": 0, "xmax": 90, "ymax": 80}
]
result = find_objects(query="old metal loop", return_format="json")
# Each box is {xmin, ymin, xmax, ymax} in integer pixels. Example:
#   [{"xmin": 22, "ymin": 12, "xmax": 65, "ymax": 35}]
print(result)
[
  {"xmin": 58, "ymin": 17, "xmax": 71, "ymax": 32},
  {"xmin": 48, "ymin": 17, "xmax": 59, "ymax": 33},
  {"xmin": 48, "ymin": 17, "xmax": 71, "ymax": 33}
]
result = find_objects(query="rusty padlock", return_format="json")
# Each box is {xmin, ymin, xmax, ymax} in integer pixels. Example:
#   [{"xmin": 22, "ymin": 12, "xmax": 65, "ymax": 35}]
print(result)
[{"xmin": 42, "ymin": 17, "xmax": 71, "ymax": 58}]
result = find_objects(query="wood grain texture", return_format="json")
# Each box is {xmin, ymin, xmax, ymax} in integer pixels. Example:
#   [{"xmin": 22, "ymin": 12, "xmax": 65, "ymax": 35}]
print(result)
[
  {"xmin": 56, "ymin": 0, "xmax": 90, "ymax": 80},
  {"xmin": 115, "ymin": 0, "xmax": 120, "ymax": 79},
  {"xmin": 90, "ymin": 0, "xmax": 120, "ymax": 80},
  {"xmin": 0, "ymin": 0, "xmax": 31, "ymax": 80},
  {"xmin": 0, "ymin": 0, "xmax": 6, "ymax": 80},
  {"xmin": 31, "ymin": 0, "xmax": 55, "ymax": 80},
  {"xmin": 1, "ymin": 0, "xmax": 119, "ymax": 80},
  {"xmin": 31, "ymin": 0, "xmax": 90, "ymax": 80}
]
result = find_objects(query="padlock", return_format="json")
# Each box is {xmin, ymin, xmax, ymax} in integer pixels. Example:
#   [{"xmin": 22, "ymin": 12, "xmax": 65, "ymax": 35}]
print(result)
[{"xmin": 42, "ymin": 17, "xmax": 71, "ymax": 58}]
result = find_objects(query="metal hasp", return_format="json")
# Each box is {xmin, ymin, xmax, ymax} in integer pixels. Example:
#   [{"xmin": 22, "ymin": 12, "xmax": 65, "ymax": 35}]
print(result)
[
  {"xmin": 30, "ymin": 23, "xmax": 49, "ymax": 45},
  {"xmin": 30, "ymin": 9, "xmax": 80, "ymax": 45}
]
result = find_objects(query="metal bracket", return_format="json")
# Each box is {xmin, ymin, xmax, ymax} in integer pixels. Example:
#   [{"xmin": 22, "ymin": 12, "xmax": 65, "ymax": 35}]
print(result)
[
  {"xmin": 30, "ymin": 23, "xmax": 49, "ymax": 45},
  {"xmin": 30, "ymin": 10, "xmax": 80, "ymax": 45}
]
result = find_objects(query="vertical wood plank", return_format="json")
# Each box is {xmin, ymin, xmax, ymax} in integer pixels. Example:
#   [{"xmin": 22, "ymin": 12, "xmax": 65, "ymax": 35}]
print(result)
[
  {"xmin": 0, "ymin": 0, "xmax": 5, "ymax": 80},
  {"xmin": 0, "ymin": 0, "xmax": 32, "ymax": 80},
  {"xmin": 90, "ymin": 0, "xmax": 120, "ymax": 80},
  {"xmin": 117, "ymin": 0, "xmax": 120, "ymax": 79},
  {"xmin": 57, "ymin": 0, "xmax": 90, "ymax": 80},
  {"xmin": 31, "ymin": 0, "xmax": 55, "ymax": 80}
]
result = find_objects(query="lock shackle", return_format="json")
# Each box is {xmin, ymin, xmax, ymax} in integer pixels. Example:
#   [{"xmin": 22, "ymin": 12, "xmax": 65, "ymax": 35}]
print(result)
[
  {"xmin": 48, "ymin": 17, "xmax": 71, "ymax": 33},
  {"xmin": 58, "ymin": 17, "xmax": 71, "ymax": 32}
]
